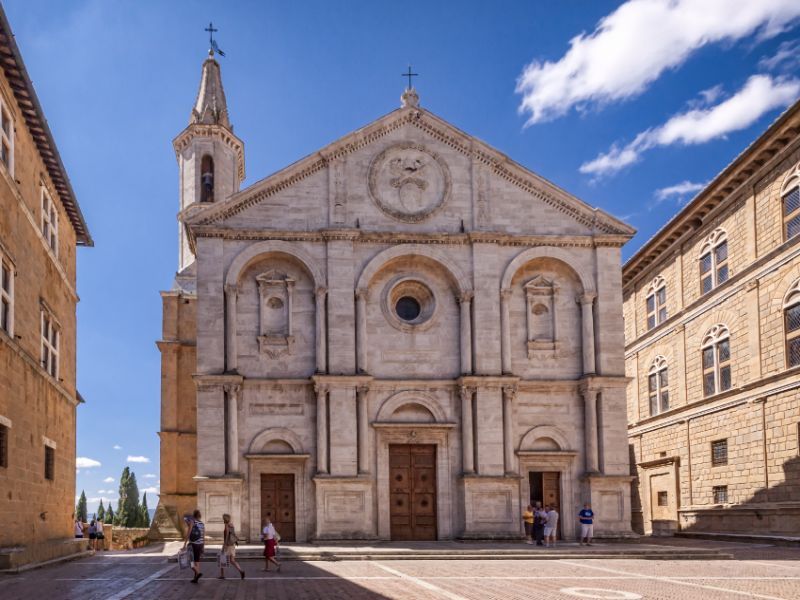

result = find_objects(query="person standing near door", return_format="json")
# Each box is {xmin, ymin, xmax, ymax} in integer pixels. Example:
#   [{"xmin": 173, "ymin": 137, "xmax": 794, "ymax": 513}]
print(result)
[
  {"xmin": 533, "ymin": 502, "xmax": 546, "ymax": 546},
  {"xmin": 521, "ymin": 504, "xmax": 534, "ymax": 544},
  {"xmin": 543, "ymin": 505, "xmax": 559, "ymax": 548},
  {"xmin": 578, "ymin": 503, "xmax": 595, "ymax": 546}
]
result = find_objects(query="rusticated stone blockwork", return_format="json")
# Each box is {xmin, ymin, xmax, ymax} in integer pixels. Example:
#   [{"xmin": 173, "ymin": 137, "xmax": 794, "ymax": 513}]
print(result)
[
  {"xmin": 624, "ymin": 100, "xmax": 800, "ymax": 537},
  {"xmin": 155, "ymin": 57, "xmax": 637, "ymax": 543}
]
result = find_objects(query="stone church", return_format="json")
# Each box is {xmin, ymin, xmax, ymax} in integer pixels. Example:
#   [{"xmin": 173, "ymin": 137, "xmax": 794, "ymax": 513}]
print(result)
[{"xmin": 152, "ymin": 50, "xmax": 636, "ymax": 542}]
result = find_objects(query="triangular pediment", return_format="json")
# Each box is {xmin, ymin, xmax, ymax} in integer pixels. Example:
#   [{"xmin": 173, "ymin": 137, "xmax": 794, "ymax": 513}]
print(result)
[{"xmin": 184, "ymin": 104, "xmax": 634, "ymax": 237}]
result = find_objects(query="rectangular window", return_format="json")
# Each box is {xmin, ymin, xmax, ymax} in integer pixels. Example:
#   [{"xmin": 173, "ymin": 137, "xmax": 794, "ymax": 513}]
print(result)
[
  {"xmin": 785, "ymin": 187, "xmax": 800, "ymax": 240},
  {"xmin": 41, "ymin": 188, "xmax": 58, "ymax": 256},
  {"xmin": 44, "ymin": 445, "xmax": 54, "ymax": 480},
  {"xmin": 657, "ymin": 491, "xmax": 668, "ymax": 506},
  {"xmin": 711, "ymin": 439, "xmax": 728, "ymax": 466},
  {"xmin": 715, "ymin": 242, "xmax": 729, "ymax": 285},
  {"xmin": 0, "ymin": 423, "xmax": 7, "ymax": 468},
  {"xmin": 786, "ymin": 304, "xmax": 800, "ymax": 368},
  {"xmin": 41, "ymin": 310, "xmax": 59, "ymax": 378},
  {"xmin": 0, "ymin": 104, "xmax": 13, "ymax": 175},
  {"xmin": 646, "ymin": 285, "xmax": 668, "ymax": 330},
  {"xmin": 712, "ymin": 485, "xmax": 728, "ymax": 504},
  {"xmin": 0, "ymin": 254, "xmax": 12, "ymax": 335}
]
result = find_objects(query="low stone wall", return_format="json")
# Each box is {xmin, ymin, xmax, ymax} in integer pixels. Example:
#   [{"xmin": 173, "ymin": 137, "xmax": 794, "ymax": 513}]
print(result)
[
  {"xmin": 679, "ymin": 504, "xmax": 800, "ymax": 535},
  {"xmin": 0, "ymin": 538, "xmax": 88, "ymax": 572},
  {"xmin": 109, "ymin": 527, "xmax": 151, "ymax": 550}
]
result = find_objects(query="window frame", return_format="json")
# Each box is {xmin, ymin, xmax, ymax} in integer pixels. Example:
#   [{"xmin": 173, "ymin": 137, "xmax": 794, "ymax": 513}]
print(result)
[
  {"xmin": 0, "ymin": 98, "xmax": 14, "ymax": 176},
  {"xmin": 783, "ymin": 279, "xmax": 800, "ymax": 369},
  {"xmin": 647, "ymin": 355, "xmax": 670, "ymax": 416},
  {"xmin": 44, "ymin": 444, "xmax": 55, "ymax": 480},
  {"xmin": 645, "ymin": 276, "xmax": 667, "ymax": 330},
  {"xmin": 0, "ymin": 419, "xmax": 8, "ymax": 469},
  {"xmin": 40, "ymin": 308, "xmax": 59, "ymax": 379},
  {"xmin": 782, "ymin": 168, "xmax": 800, "ymax": 241},
  {"xmin": 0, "ymin": 248, "xmax": 13, "ymax": 336},
  {"xmin": 701, "ymin": 324, "xmax": 731, "ymax": 397},
  {"xmin": 699, "ymin": 229, "xmax": 729, "ymax": 295},
  {"xmin": 41, "ymin": 186, "xmax": 58, "ymax": 257},
  {"xmin": 712, "ymin": 485, "xmax": 728, "ymax": 504},
  {"xmin": 657, "ymin": 491, "xmax": 668, "ymax": 507},
  {"xmin": 711, "ymin": 439, "xmax": 728, "ymax": 467}
]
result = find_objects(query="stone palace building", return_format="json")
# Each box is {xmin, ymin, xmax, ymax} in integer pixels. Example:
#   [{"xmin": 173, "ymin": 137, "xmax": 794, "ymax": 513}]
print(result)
[
  {"xmin": 624, "ymin": 99, "xmax": 800, "ymax": 536},
  {"xmin": 0, "ymin": 5, "xmax": 93, "ymax": 570},
  {"xmin": 152, "ymin": 51, "xmax": 637, "ymax": 542}
]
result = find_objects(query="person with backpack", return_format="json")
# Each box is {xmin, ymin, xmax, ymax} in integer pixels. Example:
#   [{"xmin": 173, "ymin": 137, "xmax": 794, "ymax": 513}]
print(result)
[
  {"xmin": 218, "ymin": 513, "xmax": 245, "ymax": 580},
  {"xmin": 183, "ymin": 509, "xmax": 205, "ymax": 583}
]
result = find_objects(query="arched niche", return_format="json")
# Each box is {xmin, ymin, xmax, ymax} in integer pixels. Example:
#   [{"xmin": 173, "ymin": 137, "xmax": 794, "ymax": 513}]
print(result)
[
  {"xmin": 500, "ymin": 247, "xmax": 594, "ymax": 294},
  {"xmin": 248, "ymin": 427, "xmax": 305, "ymax": 455},
  {"xmin": 375, "ymin": 390, "xmax": 447, "ymax": 424},
  {"xmin": 518, "ymin": 425, "xmax": 572, "ymax": 453},
  {"xmin": 226, "ymin": 241, "xmax": 325, "ymax": 290}
]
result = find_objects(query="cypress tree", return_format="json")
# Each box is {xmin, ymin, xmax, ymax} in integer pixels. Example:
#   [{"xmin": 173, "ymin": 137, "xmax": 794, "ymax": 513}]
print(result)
[
  {"xmin": 116, "ymin": 467, "xmax": 142, "ymax": 527},
  {"xmin": 105, "ymin": 505, "xmax": 114, "ymax": 525},
  {"xmin": 140, "ymin": 492, "xmax": 151, "ymax": 527},
  {"xmin": 97, "ymin": 500, "xmax": 105, "ymax": 523},
  {"xmin": 75, "ymin": 490, "xmax": 88, "ymax": 522}
]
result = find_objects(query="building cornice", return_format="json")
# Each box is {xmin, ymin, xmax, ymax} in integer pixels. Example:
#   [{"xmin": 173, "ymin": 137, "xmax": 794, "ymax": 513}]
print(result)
[
  {"xmin": 623, "ymin": 100, "xmax": 800, "ymax": 288},
  {"xmin": 172, "ymin": 123, "xmax": 245, "ymax": 182}
]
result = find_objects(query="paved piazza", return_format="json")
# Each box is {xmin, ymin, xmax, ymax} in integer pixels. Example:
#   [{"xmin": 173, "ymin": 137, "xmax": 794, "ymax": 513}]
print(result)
[{"xmin": 1, "ymin": 540, "xmax": 798, "ymax": 600}]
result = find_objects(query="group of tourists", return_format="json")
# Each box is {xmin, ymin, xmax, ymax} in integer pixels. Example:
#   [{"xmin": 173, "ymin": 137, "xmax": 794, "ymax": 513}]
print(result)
[
  {"xmin": 73, "ymin": 516, "xmax": 105, "ymax": 551},
  {"xmin": 521, "ymin": 502, "xmax": 594, "ymax": 547},
  {"xmin": 181, "ymin": 509, "xmax": 281, "ymax": 583}
]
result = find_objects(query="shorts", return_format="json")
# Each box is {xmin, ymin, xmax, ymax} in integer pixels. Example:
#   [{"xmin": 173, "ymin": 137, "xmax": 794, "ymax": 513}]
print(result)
[
  {"xmin": 581, "ymin": 523, "xmax": 594, "ymax": 539},
  {"xmin": 190, "ymin": 543, "xmax": 204, "ymax": 565},
  {"xmin": 523, "ymin": 522, "xmax": 533, "ymax": 536},
  {"xmin": 89, "ymin": 533, "xmax": 97, "ymax": 540},
  {"xmin": 264, "ymin": 539, "xmax": 276, "ymax": 558},
  {"xmin": 543, "ymin": 526, "xmax": 555, "ymax": 537}
]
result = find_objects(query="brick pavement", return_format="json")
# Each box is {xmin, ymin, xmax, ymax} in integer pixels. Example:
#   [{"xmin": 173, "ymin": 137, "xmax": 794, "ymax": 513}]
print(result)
[{"xmin": 0, "ymin": 540, "xmax": 798, "ymax": 600}]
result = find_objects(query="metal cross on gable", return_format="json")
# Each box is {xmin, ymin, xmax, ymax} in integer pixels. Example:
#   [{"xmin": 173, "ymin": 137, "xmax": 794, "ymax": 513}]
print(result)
[
  {"xmin": 402, "ymin": 65, "xmax": 418, "ymax": 89},
  {"xmin": 205, "ymin": 21, "xmax": 225, "ymax": 57}
]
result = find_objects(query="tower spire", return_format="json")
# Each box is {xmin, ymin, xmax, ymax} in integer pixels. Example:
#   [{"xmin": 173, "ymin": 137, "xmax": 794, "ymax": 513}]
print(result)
[{"xmin": 191, "ymin": 54, "xmax": 231, "ymax": 128}]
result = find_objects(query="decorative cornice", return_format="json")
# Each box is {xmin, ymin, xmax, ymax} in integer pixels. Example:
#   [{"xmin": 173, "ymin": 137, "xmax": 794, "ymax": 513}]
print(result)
[
  {"xmin": 184, "ymin": 106, "xmax": 634, "ymax": 238},
  {"xmin": 173, "ymin": 123, "xmax": 245, "ymax": 182}
]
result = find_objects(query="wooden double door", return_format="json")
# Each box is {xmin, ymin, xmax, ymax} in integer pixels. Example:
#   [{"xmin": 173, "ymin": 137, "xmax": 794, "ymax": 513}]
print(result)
[
  {"xmin": 389, "ymin": 444, "xmax": 437, "ymax": 540},
  {"xmin": 260, "ymin": 474, "xmax": 296, "ymax": 542},
  {"xmin": 529, "ymin": 471, "xmax": 561, "ymax": 538}
]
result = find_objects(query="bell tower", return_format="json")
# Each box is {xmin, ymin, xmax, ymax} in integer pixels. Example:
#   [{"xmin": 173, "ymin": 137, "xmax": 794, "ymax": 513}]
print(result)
[{"xmin": 173, "ymin": 49, "xmax": 244, "ymax": 271}]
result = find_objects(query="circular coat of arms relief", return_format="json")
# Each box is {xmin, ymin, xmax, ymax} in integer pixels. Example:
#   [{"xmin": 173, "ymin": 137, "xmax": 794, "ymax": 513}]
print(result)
[{"xmin": 368, "ymin": 143, "xmax": 451, "ymax": 222}]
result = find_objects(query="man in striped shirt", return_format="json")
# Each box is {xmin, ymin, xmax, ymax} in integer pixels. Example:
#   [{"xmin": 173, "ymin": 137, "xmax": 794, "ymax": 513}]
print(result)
[{"xmin": 184, "ymin": 509, "xmax": 205, "ymax": 583}]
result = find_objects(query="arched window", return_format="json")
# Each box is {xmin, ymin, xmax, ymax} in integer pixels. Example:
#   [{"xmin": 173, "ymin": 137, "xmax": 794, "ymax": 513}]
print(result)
[
  {"xmin": 702, "ymin": 324, "xmax": 731, "ymax": 397},
  {"xmin": 200, "ymin": 154, "xmax": 214, "ymax": 202},
  {"xmin": 783, "ymin": 279, "xmax": 800, "ymax": 368},
  {"xmin": 699, "ymin": 229, "xmax": 728, "ymax": 295},
  {"xmin": 782, "ymin": 165, "xmax": 800, "ymax": 240},
  {"xmin": 645, "ymin": 276, "xmax": 667, "ymax": 330},
  {"xmin": 648, "ymin": 355, "xmax": 669, "ymax": 416}
]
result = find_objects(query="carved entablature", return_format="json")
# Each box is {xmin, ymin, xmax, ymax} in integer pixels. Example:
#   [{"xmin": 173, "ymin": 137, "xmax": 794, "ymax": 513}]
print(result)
[
  {"xmin": 524, "ymin": 275, "xmax": 559, "ymax": 357},
  {"xmin": 256, "ymin": 270, "xmax": 295, "ymax": 358}
]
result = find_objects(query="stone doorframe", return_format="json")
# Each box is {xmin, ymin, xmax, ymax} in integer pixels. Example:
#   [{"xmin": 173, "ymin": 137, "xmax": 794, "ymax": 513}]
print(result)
[
  {"xmin": 245, "ymin": 454, "xmax": 310, "ymax": 542},
  {"xmin": 637, "ymin": 455, "xmax": 680, "ymax": 535},
  {"xmin": 373, "ymin": 423, "xmax": 457, "ymax": 540},
  {"xmin": 516, "ymin": 450, "xmax": 578, "ymax": 539}
]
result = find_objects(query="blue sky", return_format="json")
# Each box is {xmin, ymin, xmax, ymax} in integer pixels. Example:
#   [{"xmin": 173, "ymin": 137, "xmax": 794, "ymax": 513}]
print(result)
[{"xmin": 6, "ymin": 0, "xmax": 799, "ymax": 515}]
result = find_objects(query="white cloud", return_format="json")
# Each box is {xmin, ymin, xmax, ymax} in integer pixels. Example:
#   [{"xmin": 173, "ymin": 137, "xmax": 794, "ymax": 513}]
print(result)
[
  {"xmin": 127, "ymin": 455, "xmax": 150, "ymax": 464},
  {"xmin": 654, "ymin": 181, "xmax": 707, "ymax": 202},
  {"xmin": 113, "ymin": 444, "xmax": 122, "ymax": 450},
  {"xmin": 103, "ymin": 477, "xmax": 115, "ymax": 483},
  {"xmin": 141, "ymin": 487, "xmax": 159, "ymax": 495},
  {"xmin": 143, "ymin": 473, "xmax": 157, "ymax": 479},
  {"xmin": 580, "ymin": 75, "xmax": 800, "ymax": 176},
  {"xmin": 88, "ymin": 496, "xmax": 117, "ymax": 504},
  {"xmin": 516, "ymin": 0, "xmax": 800, "ymax": 124},
  {"xmin": 76, "ymin": 457, "xmax": 101, "ymax": 469},
  {"xmin": 759, "ymin": 39, "xmax": 800, "ymax": 72}
]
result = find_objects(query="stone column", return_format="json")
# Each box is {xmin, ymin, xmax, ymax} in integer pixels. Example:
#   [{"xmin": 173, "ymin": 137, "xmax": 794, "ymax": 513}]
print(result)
[
  {"xmin": 502, "ymin": 385, "xmax": 516, "ymax": 475},
  {"xmin": 224, "ymin": 284, "xmax": 238, "ymax": 372},
  {"xmin": 224, "ymin": 384, "xmax": 241, "ymax": 474},
  {"xmin": 579, "ymin": 293, "xmax": 597, "ymax": 375},
  {"xmin": 583, "ymin": 388, "xmax": 600, "ymax": 474},
  {"xmin": 355, "ymin": 288, "xmax": 368, "ymax": 374},
  {"xmin": 315, "ymin": 384, "xmax": 328, "ymax": 474},
  {"xmin": 357, "ymin": 385, "xmax": 369, "ymax": 474},
  {"xmin": 460, "ymin": 291, "xmax": 474, "ymax": 375},
  {"xmin": 460, "ymin": 386, "xmax": 475, "ymax": 474},
  {"xmin": 315, "ymin": 287, "xmax": 327, "ymax": 374},
  {"xmin": 500, "ymin": 288, "xmax": 512, "ymax": 373}
]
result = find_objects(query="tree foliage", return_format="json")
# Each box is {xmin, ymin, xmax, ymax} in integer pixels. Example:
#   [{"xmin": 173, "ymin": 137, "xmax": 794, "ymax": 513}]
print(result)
[
  {"xmin": 97, "ymin": 500, "xmax": 105, "ymax": 523},
  {"xmin": 140, "ymin": 492, "xmax": 151, "ymax": 527},
  {"xmin": 115, "ymin": 467, "xmax": 143, "ymax": 527},
  {"xmin": 105, "ymin": 505, "xmax": 114, "ymax": 524},
  {"xmin": 75, "ymin": 490, "xmax": 88, "ymax": 523}
]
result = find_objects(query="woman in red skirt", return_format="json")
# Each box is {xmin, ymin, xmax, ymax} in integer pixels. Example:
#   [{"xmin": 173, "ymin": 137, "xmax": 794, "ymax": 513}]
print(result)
[{"xmin": 261, "ymin": 517, "xmax": 281, "ymax": 572}]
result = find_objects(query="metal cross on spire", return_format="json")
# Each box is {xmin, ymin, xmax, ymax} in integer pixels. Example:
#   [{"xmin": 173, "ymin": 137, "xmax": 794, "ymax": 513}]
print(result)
[
  {"xmin": 402, "ymin": 65, "xmax": 418, "ymax": 90},
  {"xmin": 205, "ymin": 21, "xmax": 225, "ymax": 57}
]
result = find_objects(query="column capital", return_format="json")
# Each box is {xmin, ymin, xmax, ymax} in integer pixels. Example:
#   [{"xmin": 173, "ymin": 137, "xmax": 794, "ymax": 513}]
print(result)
[
  {"xmin": 578, "ymin": 292, "xmax": 597, "ymax": 305},
  {"xmin": 356, "ymin": 385, "xmax": 370, "ymax": 398},
  {"xmin": 355, "ymin": 287, "xmax": 369, "ymax": 301},
  {"xmin": 500, "ymin": 287, "xmax": 512, "ymax": 300},
  {"xmin": 459, "ymin": 385, "xmax": 475, "ymax": 401},
  {"xmin": 315, "ymin": 285, "xmax": 328, "ymax": 298},
  {"xmin": 502, "ymin": 385, "xmax": 517, "ymax": 402},
  {"xmin": 223, "ymin": 383, "xmax": 241, "ymax": 398},
  {"xmin": 582, "ymin": 387, "xmax": 600, "ymax": 400},
  {"xmin": 224, "ymin": 283, "xmax": 238, "ymax": 296},
  {"xmin": 458, "ymin": 290, "xmax": 474, "ymax": 304},
  {"xmin": 314, "ymin": 383, "xmax": 329, "ymax": 396}
]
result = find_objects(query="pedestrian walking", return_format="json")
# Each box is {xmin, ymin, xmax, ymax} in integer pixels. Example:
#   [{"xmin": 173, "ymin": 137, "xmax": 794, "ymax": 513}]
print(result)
[
  {"xmin": 579, "ymin": 503, "xmax": 595, "ymax": 546},
  {"xmin": 218, "ymin": 514, "xmax": 245, "ymax": 580},
  {"xmin": 183, "ymin": 509, "xmax": 205, "ymax": 583},
  {"xmin": 73, "ymin": 517, "xmax": 84, "ymax": 539},
  {"xmin": 88, "ymin": 519, "xmax": 97, "ymax": 550},
  {"xmin": 261, "ymin": 517, "xmax": 281, "ymax": 572},
  {"xmin": 543, "ymin": 505, "xmax": 559, "ymax": 548},
  {"xmin": 522, "ymin": 504, "xmax": 534, "ymax": 544},
  {"xmin": 95, "ymin": 518, "xmax": 105, "ymax": 551},
  {"xmin": 533, "ymin": 502, "xmax": 546, "ymax": 546}
]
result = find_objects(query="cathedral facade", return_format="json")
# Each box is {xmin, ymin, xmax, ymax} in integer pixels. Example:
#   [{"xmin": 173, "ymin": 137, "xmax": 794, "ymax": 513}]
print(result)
[{"xmin": 153, "ymin": 53, "xmax": 636, "ymax": 542}]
